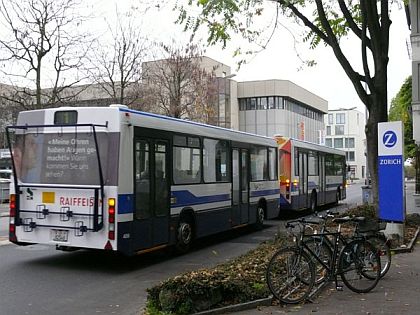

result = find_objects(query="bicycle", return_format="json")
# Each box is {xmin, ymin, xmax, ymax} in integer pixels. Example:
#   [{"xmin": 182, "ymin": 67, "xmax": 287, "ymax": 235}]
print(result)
[
  {"xmin": 266, "ymin": 217, "xmax": 381, "ymax": 304},
  {"xmin": 305, "ymin": 211, "xmax": 391, "ymax": 281}
]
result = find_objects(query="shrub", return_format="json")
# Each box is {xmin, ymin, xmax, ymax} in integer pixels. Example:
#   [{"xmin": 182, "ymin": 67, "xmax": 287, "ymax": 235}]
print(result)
[{"xmin": 145, "ymin": 236, "xmax": 286, "ymax": 314}]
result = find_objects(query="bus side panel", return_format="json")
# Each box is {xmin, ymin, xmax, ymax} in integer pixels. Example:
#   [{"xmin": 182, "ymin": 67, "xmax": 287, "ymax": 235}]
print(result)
[
  {"xmin": 171, "ymin": 183, "xmax": 232, "ymax": 238},
  {"xmin": 195, "ymin": 207, "xmax": 233, "ymax": 238},
  {"xmin": 116, "ymin": 116, "xmax": 134, "ymax": 255},
  {"xmin": 249, "ymin": 180, "xmax": 279, "ymax": 219}
]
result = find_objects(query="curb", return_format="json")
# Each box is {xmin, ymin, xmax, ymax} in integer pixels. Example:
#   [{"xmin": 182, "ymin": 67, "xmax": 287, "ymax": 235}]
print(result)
[
  {"xmin": 194, "ymin": 297, "xmax": 273, "ymax": 315},
  {"xmin": 392, "ymin": 227, "xmax": 420, "ymax": 254}
]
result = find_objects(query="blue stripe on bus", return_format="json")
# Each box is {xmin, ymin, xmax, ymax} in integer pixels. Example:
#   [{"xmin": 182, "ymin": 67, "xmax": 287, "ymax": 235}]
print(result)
[
  {"xmin": 171, "ymin": 190, "xmax": 230, "ymax": 208},
  {"xmin": 279, "ymin": 194, "xmax": 290, "ymax": 206},
  {"xmin": 250, "ymin": 188, "xmax": 280, "ymax": 197},
  {"xmin": 118, "ymin": 194, "xmax": 134, "ymax": 214},
  {"xmin": 308, "ymin": 181, "xmax": 318, "ymax": 190},
  {"xmin": 326, "ymin": 183, "xmax": 341, "ymax": 188}
]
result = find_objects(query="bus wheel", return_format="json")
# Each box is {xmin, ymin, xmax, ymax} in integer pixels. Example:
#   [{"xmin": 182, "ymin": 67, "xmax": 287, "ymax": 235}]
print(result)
[
  {"xmin": 255, "ymin": 206, "xmax": 265, "ymax": 230},
  {"xmin": 310, "ymin": 192, "xmax": 317, "ymax": 212},
  {"xmin": 176, "ymin": 219, "xmax": 193, "ymax": 253},
  {"xmin": 335, "ymin": 189, "xmax": 340, "ymax": 204}
]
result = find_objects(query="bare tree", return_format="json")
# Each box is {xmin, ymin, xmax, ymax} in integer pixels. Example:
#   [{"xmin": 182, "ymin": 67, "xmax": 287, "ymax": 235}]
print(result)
[
  {"xmin": 142, "ymin": 42, "xmax": 219, "ymax": 121},
  {"xmin": 88, "ymin": 9, "xmax": 149, "ymax": 106},
  {"xmin": 0, "ymin": 0, "xmax": 92, "ymax": 109}
]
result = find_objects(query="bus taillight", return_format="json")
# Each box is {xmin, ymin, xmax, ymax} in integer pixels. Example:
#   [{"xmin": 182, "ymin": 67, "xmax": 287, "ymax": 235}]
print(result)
[
  {"xmin": 285, "ymin": 179, "xmax": 290, "ymax": 199},
  {"xmin": 108, "ymin": 198, "xmax": 116, "ymax": 240},
  {"xmin": 9, "ymin": 194, "xmax": 17, "ymax": 242}
]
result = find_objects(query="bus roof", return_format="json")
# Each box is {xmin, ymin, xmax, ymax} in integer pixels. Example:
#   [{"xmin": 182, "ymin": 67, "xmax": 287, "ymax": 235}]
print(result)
[
  {"xmin": 275, "ymin": 136, "xmax": 346, "ymax": 156},
  {"xmin": 120, "ymin": 107, "xmax": 277, "ymax": 147}
]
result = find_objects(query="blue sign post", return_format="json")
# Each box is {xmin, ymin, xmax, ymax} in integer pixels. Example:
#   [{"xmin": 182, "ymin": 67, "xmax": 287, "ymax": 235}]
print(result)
[{"xmin": 378, "ymin": 121, "xmax": 405, "ymax": 222}]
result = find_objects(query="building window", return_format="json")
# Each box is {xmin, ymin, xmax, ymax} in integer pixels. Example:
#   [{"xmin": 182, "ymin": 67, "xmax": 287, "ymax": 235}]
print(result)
[
  {"xmin": 276, "ymin": 96, "xmax": 283, "ymax": 109},
  {"xmin": 260, "ymin": 97, "xmax": 267, "ymax": 109},
  {"xmin": 328, "ymin": 113, "xmax": 334, "ymax": 124},
  {"xmin": 250, "ymin": 98, "xmax": 256, "ymax": 110},
  {"xmin": 335, "ymin": 125, "xmax": 345, "ymax": 135},
  {"xmin": 345, "ymin": 137, "xmax": 355, "ymax": 148},
  {"xmin": 336, "ymin": 113, "xmax": 345, "ymax": 124},
  {"xmin": 334, "ymin": 138, "xmax": 344, "ymax": 148},
  {"xmin": 325, "ymin": 138, "xmax": 332, "ymax": 147},
  {"xmin": 326, "ymin": 126, "xmax": 331, "ymax": 135},
  {"xmin": 346, "ymin": 151, "xmax": 355, "ymax": 161}
]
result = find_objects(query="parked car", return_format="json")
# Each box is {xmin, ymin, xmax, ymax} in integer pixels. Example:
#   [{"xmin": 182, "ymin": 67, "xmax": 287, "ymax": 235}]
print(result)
[{"xmin": 0, "ymin": 169, "xmax": 12, "ymax": 202}]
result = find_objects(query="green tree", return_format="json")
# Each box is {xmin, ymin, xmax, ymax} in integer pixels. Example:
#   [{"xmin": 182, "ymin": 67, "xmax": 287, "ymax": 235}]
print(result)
[
  {"xmin": 389, "ymin": 76, "xmax": 415, "ymax": 159},
  {"xmin": 177, "ymin": 0, "xmax": 394, "ymax": 209}
]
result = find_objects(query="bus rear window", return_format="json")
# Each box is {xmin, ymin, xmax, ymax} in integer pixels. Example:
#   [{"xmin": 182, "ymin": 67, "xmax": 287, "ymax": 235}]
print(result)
[
  {"xmin": 11, "ymin": 132, "xmax": 109, "ymax": 185},
  {"xmin": 54, "ymin": 111, "xmax": 78, "ymax": 125}
]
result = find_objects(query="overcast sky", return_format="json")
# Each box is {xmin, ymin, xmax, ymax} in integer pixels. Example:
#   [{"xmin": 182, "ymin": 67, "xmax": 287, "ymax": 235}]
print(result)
[{"xmin": 91, "ymin": 0, "xmax": 410, "ymax": 113}]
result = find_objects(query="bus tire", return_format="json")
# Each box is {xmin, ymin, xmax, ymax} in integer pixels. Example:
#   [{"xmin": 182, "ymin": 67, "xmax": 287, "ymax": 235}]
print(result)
[
  {"xmin": 310, "ymin": 191, "xmax": 317, "ymax": 212},
  {"xmin": 255, "ymin": 205, "xmax": 265, "ymax": 230},
  {"xmin": 335, "ymin": 189, "xmax": 341, "ymax": 204},
  {"xmin": 175, "ymin": 217, "xmax": 194, "ymax": 253}
]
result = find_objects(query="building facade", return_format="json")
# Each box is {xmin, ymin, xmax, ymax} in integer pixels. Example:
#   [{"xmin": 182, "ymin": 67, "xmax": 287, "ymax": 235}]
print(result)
[
  {"xmin": 236, "ymin": 80, "xmax": 327, "ymax": 143},
  {"xmin": 410, "ymin": 1, "xmax": 420, "ymax": 145},
  {"xmin": 324, "ymin": 108, "xmax": 367, "ymax": 181}
]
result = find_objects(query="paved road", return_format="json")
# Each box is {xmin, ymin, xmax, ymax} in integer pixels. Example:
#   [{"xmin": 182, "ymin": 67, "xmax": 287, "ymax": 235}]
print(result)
[{"xmin": 0, "ymin": 219, "xmax": 286, "ymax": 315}]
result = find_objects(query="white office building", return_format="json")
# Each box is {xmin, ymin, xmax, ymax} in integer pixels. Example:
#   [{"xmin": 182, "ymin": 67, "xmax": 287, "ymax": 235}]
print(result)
[
  {"xmin": 237, "ymin": 80, "xmax": 327, "ymax": 143},
  {"xmin": 324, "ymin": 108, "xmax": 367, "ymax": 181}
]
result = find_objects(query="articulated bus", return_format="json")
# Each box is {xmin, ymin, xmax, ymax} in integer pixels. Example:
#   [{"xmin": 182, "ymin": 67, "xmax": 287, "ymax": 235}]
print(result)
[
  {"xmin": 276, "ymin": 136, "xmax": 346, "ymax": 212},
  {"xmin": 7, "ymin": 105, "xmax": 280, "ymax": 256}
]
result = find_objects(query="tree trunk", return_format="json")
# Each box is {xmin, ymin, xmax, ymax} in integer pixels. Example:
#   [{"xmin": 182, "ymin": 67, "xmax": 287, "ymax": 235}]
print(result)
[{"xmin": 365, "ymin": 79, "xmax": 388, "ymax": 215}]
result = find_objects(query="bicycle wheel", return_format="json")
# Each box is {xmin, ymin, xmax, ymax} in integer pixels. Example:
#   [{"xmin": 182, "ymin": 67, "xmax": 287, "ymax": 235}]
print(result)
[
  {"xmin": 338, "ymin": 239, "xmax": 381, "ymax": 293},
  {"xmin": 304, "ymin": 236, "xmax": 332, "ymax": 284},
  {"xmin": 266, "ymin": 246, "xmax": 315, "ymax": 304},
  {"xmin": 366, "ymin": 234, "xmax": 391, "ymax": 278}
]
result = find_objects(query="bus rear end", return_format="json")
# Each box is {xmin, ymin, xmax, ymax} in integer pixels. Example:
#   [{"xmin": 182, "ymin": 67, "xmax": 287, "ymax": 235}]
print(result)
[{"xmin": 7, "ymin": 107, "xmax": 120, "ymax": 252}]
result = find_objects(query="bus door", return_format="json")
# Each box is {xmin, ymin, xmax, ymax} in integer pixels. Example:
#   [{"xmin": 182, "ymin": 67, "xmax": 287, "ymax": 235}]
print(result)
[
  {"xmin": 299, "ymin": 151, "xmax": 308, "ymax": 208},
  {"xmin": 133, "ymin": 137, "xmax": 170, "ymax": 250},
  {"xmin": 318, "ymin": 155, "xmax": 326, "ymax": 205},
  {"xmin": 232, "ymin": 148, "xmax": 249, "ymax": 225}
]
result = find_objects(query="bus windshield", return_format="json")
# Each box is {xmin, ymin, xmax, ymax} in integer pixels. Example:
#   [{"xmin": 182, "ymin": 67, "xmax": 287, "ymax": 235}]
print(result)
[{"xmin": 11, "ymin": 131, "xmax": 108, "ymax": 186}]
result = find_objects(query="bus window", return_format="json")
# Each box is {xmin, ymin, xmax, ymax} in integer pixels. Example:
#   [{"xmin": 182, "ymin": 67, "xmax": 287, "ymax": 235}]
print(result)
[
  {"xmin": 11, "ymin": 131, "xmax": 109, "ymax": 185},
  {"xmin": 325, "ymin": 154, "xmax": 334, "ymax": 176},
  {"xmin": 250, "ymin": 147, "xmax": 268, "ymax": 181},
  {"xmin": 308, "ymin": 151, "xmax": 318, "ymax": 176},
  {"xmin": 173, "ymin": 135, "xmax": 201, "ymax": 184},
  {"xmin": 203, "ymin": 138, "xmax": 229, "ymax": 183},
  {"xmin": 268, "ymin": 147, "xmax": 277, "ymax": 180},
  {"xmin": 135, "ymin": 140, "xmax": 151, "ymax": 219},
  {"xmin": 335, "ymin": 155, "xmax": 344, "ymax": 176}
]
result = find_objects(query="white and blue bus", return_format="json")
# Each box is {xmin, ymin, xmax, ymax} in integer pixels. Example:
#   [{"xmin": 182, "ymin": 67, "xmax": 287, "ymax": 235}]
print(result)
[
  {"xmin": 276, "ymin": 136, "xmax": 346, "ymax": 212},
  {"xmin": 7, "ymin": 105, "xmax": 279, "ymax": 255}
]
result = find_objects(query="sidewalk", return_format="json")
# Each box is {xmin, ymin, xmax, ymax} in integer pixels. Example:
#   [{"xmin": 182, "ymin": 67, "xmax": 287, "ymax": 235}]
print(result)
[
  {"xmin": 0, "ymin": 203, "xmax": 8, "ymax": 217},
  {"xmin": 234, "ymin": 243, "xmax": 420, "ymax": 315}
]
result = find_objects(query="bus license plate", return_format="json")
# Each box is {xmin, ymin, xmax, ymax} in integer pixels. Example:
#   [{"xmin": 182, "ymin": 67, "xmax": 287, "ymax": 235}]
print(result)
[{"xmin": 52, "ymin": 230, "xmax": 68, "ymax": 242}]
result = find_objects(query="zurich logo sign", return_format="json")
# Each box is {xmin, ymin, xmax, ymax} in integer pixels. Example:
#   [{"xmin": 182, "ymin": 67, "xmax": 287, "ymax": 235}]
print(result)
[{"xmin": 383, "ymin": 131, "xmax": 397, "ymax": 148}]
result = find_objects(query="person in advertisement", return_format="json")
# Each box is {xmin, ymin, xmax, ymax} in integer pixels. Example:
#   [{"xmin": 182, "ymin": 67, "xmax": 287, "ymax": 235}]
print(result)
[{"xmin": 12, "ymin": 133, "xmax": 43, "ymax": 183}]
